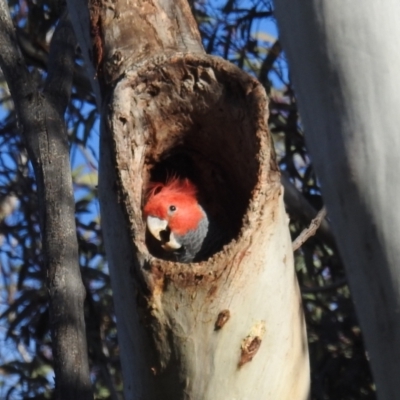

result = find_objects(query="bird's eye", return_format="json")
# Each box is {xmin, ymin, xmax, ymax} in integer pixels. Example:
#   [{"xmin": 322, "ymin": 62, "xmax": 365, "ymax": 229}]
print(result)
[{"xmin": 169, "ymin": 205, "xmax": 176, "ymax": 212}]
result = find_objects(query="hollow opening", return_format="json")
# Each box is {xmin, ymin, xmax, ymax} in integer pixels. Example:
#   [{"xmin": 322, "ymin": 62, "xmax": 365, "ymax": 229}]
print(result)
[{"xmin": 138, "ymin": 56, "xmax": 266, "ymax": 262}]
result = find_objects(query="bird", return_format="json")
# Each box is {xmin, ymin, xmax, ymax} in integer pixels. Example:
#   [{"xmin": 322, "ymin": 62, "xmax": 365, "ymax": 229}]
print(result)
[{"xmin": 143, "ymin": 177, "xmax": 224, "ymax": 263}]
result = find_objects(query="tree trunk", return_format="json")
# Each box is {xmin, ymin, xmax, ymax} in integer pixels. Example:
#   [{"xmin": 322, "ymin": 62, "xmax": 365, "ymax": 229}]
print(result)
[
  {"xmin": 274, "ymin": 2, "xmax": 400, "ymax": 399},
  {"xmin": 0, "ymin": 7, "xmax": 92, "ymax": 400},
  {"xmin": 68, "ymin": 0, "xmax": 310, "ymax": 398}
]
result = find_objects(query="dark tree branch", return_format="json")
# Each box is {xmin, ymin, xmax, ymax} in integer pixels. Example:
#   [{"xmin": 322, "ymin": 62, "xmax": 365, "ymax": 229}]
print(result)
[
  {"xmin": 0, "ymin": 5, "xmax": 92, "ymax": 400},
  {"xmin": 0, "ymin": 0, "xmax": 34, "ymax": 110},
  {"xmin": 259, "ymin": 39, "xmax": 281, "ymax": 90},
  {"xmin": 45, "ymin": 14, "xmax": 76, "ymax": 110},
  {"xmin": 16, "ymin": 28, "xmax": 94, "ymax": 103},
  {"xmin": 301, "ymin": 277, "xmax": 347, "ymax": 294},
  {"xmin": 16, "ymin": 28, "xmax": 48, "ymax": 68}
]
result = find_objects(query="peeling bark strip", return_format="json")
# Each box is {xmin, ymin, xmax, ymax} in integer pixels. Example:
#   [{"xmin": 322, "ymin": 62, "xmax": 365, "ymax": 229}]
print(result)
[
  {"xmin": 89, "ymin": 0, "xmax": 104, "ymax": 72},
  {"xmin": 99, "ymin": 52, "xmax": 310, "ymax": 399}
]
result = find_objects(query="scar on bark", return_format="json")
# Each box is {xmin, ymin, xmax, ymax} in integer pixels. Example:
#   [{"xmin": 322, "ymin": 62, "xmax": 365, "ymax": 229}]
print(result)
[
  {"xmin": 238, "ymin": 337, "xmax": 262, "ymax": 367},
  {"xmin": 215, "ymin": 309, "xmax": 230, "ymax": 330},
  {"xmin": 238, "ymin": 321, "xmax": 266, "ymax": 367}
]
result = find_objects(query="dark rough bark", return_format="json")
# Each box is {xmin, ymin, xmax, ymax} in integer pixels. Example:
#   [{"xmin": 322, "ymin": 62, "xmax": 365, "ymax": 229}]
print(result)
[{"xmin": 0, "ymin": 6, "xmax": 92, "ymax": 400}]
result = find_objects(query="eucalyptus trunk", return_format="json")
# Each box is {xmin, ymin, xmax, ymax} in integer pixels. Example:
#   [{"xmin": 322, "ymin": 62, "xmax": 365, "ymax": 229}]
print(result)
[
  {"xmin": 274, "ymin": 1, "xmax": 400, "ymax": 399},
  {"xmin": 68, "ymin": 0, "xmax": 310, "ymax": 398}
]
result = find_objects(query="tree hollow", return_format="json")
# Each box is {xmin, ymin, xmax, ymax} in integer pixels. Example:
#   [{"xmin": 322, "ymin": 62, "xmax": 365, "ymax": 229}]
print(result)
[{"xmin": 110, "ymin": 53, "xmax": 277, "ymax": 269}]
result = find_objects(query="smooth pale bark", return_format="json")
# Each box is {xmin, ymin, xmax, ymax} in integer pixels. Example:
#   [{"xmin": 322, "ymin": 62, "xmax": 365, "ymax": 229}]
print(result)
[
  {"xmin": 274, "ymin": 2, "xmax": 400, "ymax": 399},
  {"xmin": 68, "ymin": 0, "xmax": 310, "ymax": 398}
]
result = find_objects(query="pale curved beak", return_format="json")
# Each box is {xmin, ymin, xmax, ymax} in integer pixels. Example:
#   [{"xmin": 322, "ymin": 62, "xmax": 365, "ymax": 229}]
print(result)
[
  {"xmin": 146, "ymin": 216, "xmax": 168, "ymax": 241},
  {"xmin": 146, "ymin": 216, "xmax": 182, "ymax": 251},
  {"xmin": 161, "ymin": 232, "xmax": 181, "ymax": 251}
]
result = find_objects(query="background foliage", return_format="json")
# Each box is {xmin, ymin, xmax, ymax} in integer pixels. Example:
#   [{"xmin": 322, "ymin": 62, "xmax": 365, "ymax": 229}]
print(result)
[{"xmin": 0, "ymin": 0, "xmax": 375, "ymax": 398}]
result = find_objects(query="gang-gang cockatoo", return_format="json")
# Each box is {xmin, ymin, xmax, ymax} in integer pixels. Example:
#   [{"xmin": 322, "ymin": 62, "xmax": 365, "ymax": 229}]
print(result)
[{"xmin": 144, "ymin": 177, "xmax": 224, "ymax": 263}]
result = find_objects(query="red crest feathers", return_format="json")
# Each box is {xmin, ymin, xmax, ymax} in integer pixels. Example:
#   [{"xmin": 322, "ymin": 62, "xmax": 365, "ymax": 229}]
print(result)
[{"xmin": 146, "ymin": 177, "xmax": 198, "ymax": 202}]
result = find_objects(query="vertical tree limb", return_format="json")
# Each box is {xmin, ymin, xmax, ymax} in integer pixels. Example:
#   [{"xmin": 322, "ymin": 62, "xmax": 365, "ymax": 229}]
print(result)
[
  {"xmin": 275, "ymin": 1, "xmax": 400, "ymax": 398},
  {"xmin": 0, "ymin": 6, "xmax": 92, "ymax": 400}
]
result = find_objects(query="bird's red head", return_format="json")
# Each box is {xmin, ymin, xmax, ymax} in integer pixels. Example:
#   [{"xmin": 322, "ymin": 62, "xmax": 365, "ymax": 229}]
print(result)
[{"xmin": 144, "ymin": 177, "xmax": 204, "ymax": 235}]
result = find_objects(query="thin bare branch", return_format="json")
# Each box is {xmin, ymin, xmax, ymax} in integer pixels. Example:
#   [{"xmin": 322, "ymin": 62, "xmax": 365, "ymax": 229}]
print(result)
[
  {"xmin": 292, "ymin": 206, "xmax": 327, "ymax": 251},
  {"xmin": 282, "ymin": 173, "xmax": 335, "ymax": 247},
  {"xmin": 259, "ymin": 39, "xmax": 282, "ymax": 89},
  {"xmin": 301, "ymin": 277, "xmax": 347, "ymax": 294}
]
